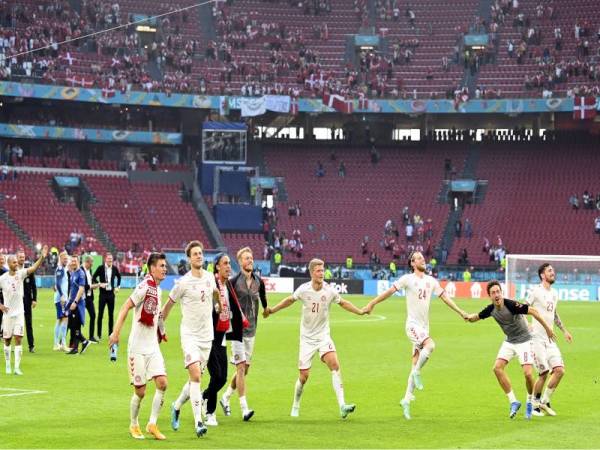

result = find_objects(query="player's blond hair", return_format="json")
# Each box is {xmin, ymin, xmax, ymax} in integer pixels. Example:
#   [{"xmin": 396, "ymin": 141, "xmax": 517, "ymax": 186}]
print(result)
[
  {"xmin": 308, "ymin": 258, "xmax": 325, "ymax": 274},
  {"xmin": 237, "ymin": 247, "xmax": 253, "ymax": 261}
]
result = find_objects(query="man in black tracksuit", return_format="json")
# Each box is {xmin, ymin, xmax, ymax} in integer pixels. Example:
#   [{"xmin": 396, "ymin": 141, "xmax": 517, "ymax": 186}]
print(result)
[
  {"xmin": 17, "ymin": 251, "xmax": 37, "ymax": 353},
  {"xmin": 201, "ymin": 254, "xmax": 246, "ymax": 424}
]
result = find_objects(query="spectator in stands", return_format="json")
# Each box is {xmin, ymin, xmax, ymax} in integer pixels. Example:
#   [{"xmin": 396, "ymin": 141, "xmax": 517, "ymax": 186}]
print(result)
[
  {"xmin": 370, "ymin": 145, "xmax": 380, "ymax": 164},
  {"xmin": 465, "ymin": 218, "xmax": 473, "ymax": 240},
  {"xmin": 458, "ymin": 247, "xmax": 469, "ymax": 265},
  {"xmin": 595, "ymin": 217, "xmax": 600, "ymax": 234},
  {"xmin": 150, "ymin": 155, "xmax": 159, "ymax": 171},
  {"xmin": 405, "ymin": 221, "xmax": 414, "ymax": 242},
  {"xmin": 483, "ymin": 236, "xmax": 490, "ymax": 253},
  {"xmin": 315, "ymin": 161, "xmax": 325, "ymax": 177},
  {"xmin": 338, "ymin": 161, "xmax": 346, "ymax": 177},
  {"xmin": 569, "ymin": 193, "xmax": 579, "ymax": 210},
  {"xmin": 583, "ymin": 190, "xmax": 593, "ymax": 209},
  {"xmin": 441, "ymin": 245, "xmax": 448, "ymax": 265},
  {"xmin": 361, "ymin": 236, "xmax": 369, "ymax": 255},
  {"xmin": 455, "ymin": 219, "xmax": 462, "ymax": 237}
]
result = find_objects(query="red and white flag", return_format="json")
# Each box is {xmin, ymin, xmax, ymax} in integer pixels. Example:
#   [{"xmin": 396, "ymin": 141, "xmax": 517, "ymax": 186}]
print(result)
[
  {"xmin": 573, "ymin": 96, "xmax": 597, "ymax": 120},
  {"xmin": 322, "ymin": 93, "xmax": 353, "ymax": 114},
  {"xmin": 101, "ymin": 87, "xmax": 116, "ymax": 98}
]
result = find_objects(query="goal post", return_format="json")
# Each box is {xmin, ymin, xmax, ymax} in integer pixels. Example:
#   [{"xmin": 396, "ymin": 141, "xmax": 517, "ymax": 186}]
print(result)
[{"xmin": 505, "ymin": 254, "xmax": 600, "ymax": 302}]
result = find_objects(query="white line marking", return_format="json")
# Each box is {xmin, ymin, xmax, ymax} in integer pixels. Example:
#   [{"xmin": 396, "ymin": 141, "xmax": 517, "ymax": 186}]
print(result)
[{"xmin": 0, "ymin": 387, "xmax": 47, "ymax": 398}]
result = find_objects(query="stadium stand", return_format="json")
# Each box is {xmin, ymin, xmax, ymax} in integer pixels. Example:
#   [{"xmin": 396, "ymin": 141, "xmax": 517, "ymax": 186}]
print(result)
[
  {"xmin": 0, "ymin": 172, "xmax": 105, "ymax": 254},
  {"xmin": 449, "ymin": 141, "xmax": 600, "ymax": 266},
  {"xmin": 262, "ymin": 143, "xmax": 468, "ymax": 264}
]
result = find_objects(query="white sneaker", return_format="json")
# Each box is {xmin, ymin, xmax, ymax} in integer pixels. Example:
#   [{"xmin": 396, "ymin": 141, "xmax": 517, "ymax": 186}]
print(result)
[
  {"xmin": 14, "ymin": 367, "xmax": 23, "ymax": 376},
  {"xmin": 540, "ymin": 402, "xmax": 557, "ymax": 416},
  {"xmin": 53, "ymin": 344, "xmax": 61, "ymax": 351},
  {"xmin": 290, "ymin": 406, "xmax": 300, "ymax": 417},
  {"xmin": 205, "ymin": 413, "xmax": 218, "ymax": 426}
]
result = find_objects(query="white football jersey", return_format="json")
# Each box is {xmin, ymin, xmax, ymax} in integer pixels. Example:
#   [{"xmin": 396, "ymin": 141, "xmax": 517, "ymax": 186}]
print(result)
[
  {"xmin": 0, "ymin": 269, "xmax": 27, "ymax": 318},
  {"xmin": 128, "ymin": 277, "xmax": 162, "ymax": 354},
  {"xmin": 525, "ymin": 284, "xmax": 558, "ymax": 340},
  {"xmin": 392, "ymin": 272, "xmax": 444, "ymax": 328},
  {"xmin": 292, "ymin": 281, "xmax": 341, "ymax": 342},
  {"xmin": 169, "ymin": 270, "xmax": 218, "ymax": 342}
]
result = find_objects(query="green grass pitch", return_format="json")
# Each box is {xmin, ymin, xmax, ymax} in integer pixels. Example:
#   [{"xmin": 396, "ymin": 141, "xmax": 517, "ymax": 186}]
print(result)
[{"xmin": 2, "ymin": 290, "xmax": 600, "ymax": 448}]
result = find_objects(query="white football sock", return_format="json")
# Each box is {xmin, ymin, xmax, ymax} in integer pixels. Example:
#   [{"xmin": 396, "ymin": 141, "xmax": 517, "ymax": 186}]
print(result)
[
  {"xmin": 507, "ymin": 390, "xmax": 517, "ymax": 404},
  {"xmin": 527, "ymin": 393, "xmax": 533, "ymax": 403},
  {"xmin": 239, "ymin": 395, "xmax": 249, "ymax": 412},
  {"xmin": 148, "ymin": 389, "xmax": 165, "ymax": 425},
  {"xmin": 404, "ymin": 368, "xmax": 416, "ymax": 401},
  {"xmin": 174, "ymin": 381, "xmax": 190, "ymax": 410},
  {"xmin": 130, "ymin": 393, "xmax": 142, "ymax": 426},
  {"xmin": 331, "ymin": 370, "xmax": 345, "ymax": 407},
  {"xmin": 189, "ymin": 381, "xmax": 202, "ymax": 424},
  {"xmin": 414, "ymin": 346, "xmax": 433, "ymax": 372},
  {"xmin": 292, "ymin": 378, "xmax": 304, "ymax": 409},
  {"xmin": 3, "ymin": 345, "xmax": 10, "ymax": 365},
  {"xmin": 14, "ymin": 345, "xmax": 22, "ymax": 370},
  {"xmin": 541, "ymin": 387, "xmax": 555, "ymax": 404},
  {"xmin": 223, "ymin": 385, "xmax": 234, "ymax": 401}
]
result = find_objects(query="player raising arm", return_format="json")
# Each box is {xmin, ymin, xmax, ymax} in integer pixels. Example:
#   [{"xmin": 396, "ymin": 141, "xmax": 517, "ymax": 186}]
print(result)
[
  {"xmin": 465, "ymin": 280, "xmax": 555, "ymax": 420},
  {"xmin": 264, "ymin": 258, "xmax": 365, "ymax": 419},
  {"xmin": 363, "ymin": 251, "xmax": 467, "ymax": 420}
]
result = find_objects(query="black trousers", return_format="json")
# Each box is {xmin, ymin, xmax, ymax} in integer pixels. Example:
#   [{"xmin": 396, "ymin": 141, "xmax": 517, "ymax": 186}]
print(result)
[
  {"xmin": 202, "ymin": 334, "xmax": 228, "ymax": 414},
  {"xmin": 68, "ymin": 310, "xmax": 87, "ymax": 349},
  {"xmin": 97, "ymin": 291, "xmax": 115, "ymax": 338},
  {"xmin": 85, "ymin": 297, "xmax": 96, "ymax": 339},
  {"xmin": 24, "ymin": 299, "xmax": 34, "ymax": 349}
]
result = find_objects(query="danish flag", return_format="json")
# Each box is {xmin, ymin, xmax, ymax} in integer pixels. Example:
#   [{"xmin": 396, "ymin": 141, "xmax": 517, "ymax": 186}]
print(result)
[{"xmin": 573, "ymin": 96, "xmax": 597, "ymax": 120}]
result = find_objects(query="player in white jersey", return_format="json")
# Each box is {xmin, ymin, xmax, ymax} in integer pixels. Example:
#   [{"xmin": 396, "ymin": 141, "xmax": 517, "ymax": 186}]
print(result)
[
  {"xmin": 264, "ymin": 258, "xmax": 366, "ymax": 419},
  {"xmin": 109, "ymin": 253, "xmax": 169, "ymax": 441},
  {"xmin": 0, "ymin": 246, "xmax": 47, "ymax": 375},
  {"xmin": 163, "ymin": 240, "xmax": 222, "ymax": 438},
  {"xmin": 525, "ymin": 263, "xmax": 573, "ymax": 417},
  {"xmin": 364, "ymin": 251, "xmax": 468, "ymax": 419}
]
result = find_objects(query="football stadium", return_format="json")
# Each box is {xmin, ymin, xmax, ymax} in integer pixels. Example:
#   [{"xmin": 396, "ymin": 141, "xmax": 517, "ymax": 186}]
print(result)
[{"xmin": 1, "ymin": 0, "xmax": 600, "ymax": 448}]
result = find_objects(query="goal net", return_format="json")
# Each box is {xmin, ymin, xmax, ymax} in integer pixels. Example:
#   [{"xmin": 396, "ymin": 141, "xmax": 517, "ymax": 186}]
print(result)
[{"xmin": 505, "ymin": 254, "xmax": 600, "ymax": 302}]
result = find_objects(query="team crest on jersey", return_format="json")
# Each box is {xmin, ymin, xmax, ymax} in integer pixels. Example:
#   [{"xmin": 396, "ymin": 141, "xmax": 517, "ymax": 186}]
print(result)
[
  {"xmin": 143, "ymin": 296, "xmax": 158, "ymax": 314},
  {"xmin": 321, "ymin": 295, "xmax": 326, "ymax": 302},
  {"xmin": 426, "ymin": 282, "xmax": 431, "ymax": 289},
  {"xmin": 135, "ymin": 375, "xmax": 142, "ymax": 383}
]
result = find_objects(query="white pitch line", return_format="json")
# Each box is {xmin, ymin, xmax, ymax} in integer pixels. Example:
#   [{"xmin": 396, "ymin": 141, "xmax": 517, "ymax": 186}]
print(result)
[{"xmin": 0, "ymin": 387, "xmax": 47, "ymax": 398}]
